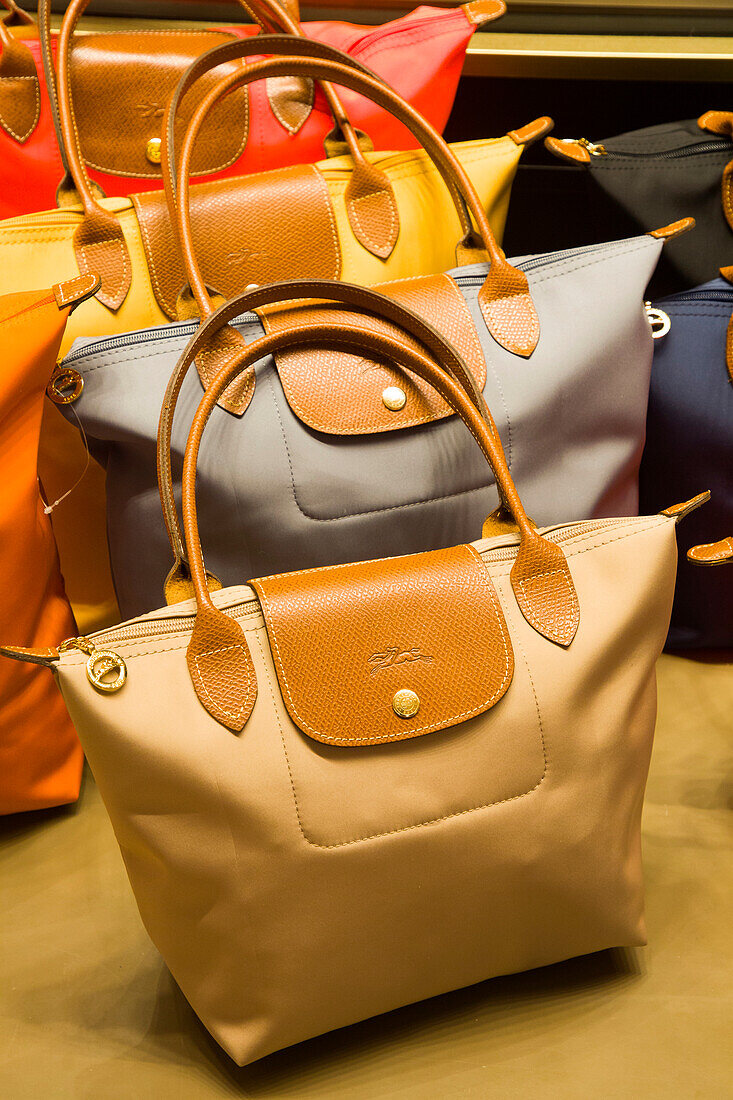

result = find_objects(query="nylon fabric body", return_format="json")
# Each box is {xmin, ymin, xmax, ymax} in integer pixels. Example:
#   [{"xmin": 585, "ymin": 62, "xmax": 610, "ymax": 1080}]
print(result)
[
  {"xmin": 0, "ymin": 138, "xmax": 520, "ymax": 630},
  {"xmin": 51, "ymin": 515, "xmax": 678, "ymax": 1064},
  {"xmin": 586, "ymin": 118, "xmax": 732, "ymax": 294},
  {"xmin": 0, "ymin": 288, "xmax": 81, "ymax": 813},
  {"xmin": 640, "ymin": 276, "xmax": 733, "ymax": 648},
  {"xmin": 61, "ymin": 235, "xmax": 663, "ymax": 620},
  {"xmin": 0, "ymin": 6, "xmax": 481, "ymax": 218}
]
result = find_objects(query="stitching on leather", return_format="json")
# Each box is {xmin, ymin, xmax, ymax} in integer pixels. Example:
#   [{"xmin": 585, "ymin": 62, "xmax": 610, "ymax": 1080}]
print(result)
[
  {"xmin": 133, "ymin": 196, "xmax": 174, "ymax": 315},
  {"xmin": 266, "ymin": 72, "xmax": 314, "ymax": 134},
  {"xmin": 309, "ymin": 165, "xmax": 341, "ymax": 280},
  {"xmin": 347, "ymin": 188, "xmax": 398, "ymax": 255},
  {"xmin": 193, "ymin": 642, "xmax": 254, "ymax": 723},
  {"xmin": 54, "ymin": 274, "xmax": 94, "ymax": 306},
  {"xmin": 262, "ymin": 613, "xmax": 546, "ymax": 850},
  {"xmin": 515, "ymin": 568, "xmax": 578, "ymax": 637},
  {"xmin": 0, "ymin": 72, "xmax": 40, "ymax": 143},
  {"xmin": 255, "ymin": 557, "xmax": 511, "ymax": 744},
  {"xmin": 77, "ymin": 236, "xmax": 129, "ymax": 301}
]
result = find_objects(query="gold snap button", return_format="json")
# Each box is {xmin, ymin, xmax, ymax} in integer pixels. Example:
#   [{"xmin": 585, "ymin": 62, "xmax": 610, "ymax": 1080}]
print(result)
[
  {"xmin": 146, "ymin": 137, "xmax": 162, "ymax": 165},
  {"xmin": 393, "ymin": 688, "xmax": 420, "ymax": 719},
  {"xmin": 382, "ymin": 386, "xmax": 406, "ymax": 411}
]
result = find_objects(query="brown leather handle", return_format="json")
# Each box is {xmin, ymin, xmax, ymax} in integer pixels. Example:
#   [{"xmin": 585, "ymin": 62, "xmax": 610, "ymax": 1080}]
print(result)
[
  {"xmin": 166, "ymin": 40, "xmax": 540, "ymax": 360},
  {"xmin": 178, "ymin": 320, "xmax": 579, "ymax": 729},
  {"xmin": 1, "ymin": 0, "xmax": 33, "ymax": 25},
  {"xmin": 157, "ymin": 278, "xmax": 501, "ymax": 595},
  {"xmin": 162, "ymin": 35, "xmax": 399, "ymax": 268},
  {"xmin": 38, "ymin": 0, "xmax": 356, "ymax": 308}
]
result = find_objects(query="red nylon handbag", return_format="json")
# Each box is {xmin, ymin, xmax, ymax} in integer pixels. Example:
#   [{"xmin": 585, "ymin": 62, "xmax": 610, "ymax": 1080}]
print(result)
[{"xmin": 0, "ymin": 0, "xmax": 503, "ymax": 219}]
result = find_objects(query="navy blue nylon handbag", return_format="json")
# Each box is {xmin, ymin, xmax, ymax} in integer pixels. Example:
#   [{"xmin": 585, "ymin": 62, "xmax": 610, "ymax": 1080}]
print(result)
[{"xmin": 640, "ymin": 275, "xmax": 733, "ymax": 649}]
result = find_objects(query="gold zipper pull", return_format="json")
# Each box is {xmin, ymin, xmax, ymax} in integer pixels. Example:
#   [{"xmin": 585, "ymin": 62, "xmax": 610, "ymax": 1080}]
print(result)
[
  {"xmin": 645, "ymin": 301, "xmax": 671, "ymax": 339},
  {"xmin": 47, "ymin": 364, "xmax": 83, "ymax": 405},
  {"xmin": 559, "ymin": 136, "xmax": 608, "ymax": 156},
  {"xmin": 58, "ymin": 636, "xmax": 127, "ymax": 694}
]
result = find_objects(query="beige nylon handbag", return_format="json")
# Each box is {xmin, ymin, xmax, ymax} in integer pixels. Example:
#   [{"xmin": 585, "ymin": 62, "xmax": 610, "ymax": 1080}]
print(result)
[{"xmin": 2, "ymin": 287, "xmax": 696, "ymax": 1065}]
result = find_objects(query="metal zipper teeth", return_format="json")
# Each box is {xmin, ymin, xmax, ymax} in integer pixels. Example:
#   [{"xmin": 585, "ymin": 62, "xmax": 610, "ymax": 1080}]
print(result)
[
  {"xmin": 82, "ymin": 518, "xmax": 630, "ymax": 651},
  {"xmin": 601, "ymin": 141, "xmax": 730, "ymax": 160},
  {"xmin": 61, "ymin": 242, "xmax": 629, "ymax": 368},
  {"xmin": 659, "ymin": 290, "xmax": 733, "ymax": 306}
]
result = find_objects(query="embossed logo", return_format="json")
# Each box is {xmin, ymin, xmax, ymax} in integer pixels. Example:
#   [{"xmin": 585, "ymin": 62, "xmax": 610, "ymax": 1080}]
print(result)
[
  {"xmin": 226, "ymin": 248, "xmax": 274, "ymax": 268},
  {"xmin": 368, "ymin": 647, "xmax": 433, "ymax": 674},
  {"xmin": 136, "ymin": 101, "xmax": 164, "ymax": 119}
]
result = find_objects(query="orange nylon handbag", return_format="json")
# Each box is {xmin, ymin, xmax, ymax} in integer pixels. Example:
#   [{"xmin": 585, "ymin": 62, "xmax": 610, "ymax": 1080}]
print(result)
[{"xmin": 0, "ymin": 271, "xmax": 98, "ymax": 813}]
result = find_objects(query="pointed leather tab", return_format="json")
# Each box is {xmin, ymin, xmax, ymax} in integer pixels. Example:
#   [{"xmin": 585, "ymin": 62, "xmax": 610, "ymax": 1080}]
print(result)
[
  {"xmin": 187, "ymin": 604, "xmax": 257, "ymax": 732},
  {"xmin": 510, "ymin": 534, "xmax": 579, "ymax": 647},
  {"xmin": 0, "ymin": 644, "xmax": 59, "ymax": 667},
  {"xmin": 0, "ymin": 34, "xmax": 39, "ymax": 144},
  {"xmin": 73, "ymin": 210, "xmax": 131, "ymax": 312},
  {"xmin": 195, "ymin": 324, "xmax": 255, "ymax": 417},
  {"xmin": 266, "ymin": 74, "xmax": 314, "ymax": 135},
  {"xmin": 660, "ymin": 491, "xmax": 710, "ymax": 522},
  {"xmin": 345, "ymin": 163, "xmax": 400, "ymax": 260},
  {"xmin": 478, "ymin": 263, "xmax": 540, "ymax": 358}
]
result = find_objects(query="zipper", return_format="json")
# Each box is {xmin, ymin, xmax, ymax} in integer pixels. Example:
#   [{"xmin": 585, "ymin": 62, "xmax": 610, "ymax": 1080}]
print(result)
[
  {"xmin": 58, "ymin": 517, "xmax": 634, "ymax": 691},
  {"xmin": 583, "ymin": 138, "xmax": 730, "ymax": 160},
  {"xmin": 59, "ymin": 238, "xmax": 641, "ymax": 372},
  {"xmin": 662, "ymin": 289, "xmax": 733, "ymax": 304}
]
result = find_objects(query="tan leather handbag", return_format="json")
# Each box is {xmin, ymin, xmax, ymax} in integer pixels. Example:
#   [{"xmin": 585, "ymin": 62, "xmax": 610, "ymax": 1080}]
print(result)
[{"xmin": 2, "ymin": 283, "xmax": 701, "ymax": 1065}]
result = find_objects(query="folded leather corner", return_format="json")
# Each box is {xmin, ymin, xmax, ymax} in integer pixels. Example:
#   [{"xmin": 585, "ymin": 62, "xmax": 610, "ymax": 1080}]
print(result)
[
  {"xmin": 649, "ymin": 217, "xmax": 696, "ymax": 241},
  {"xmin": 0, "ymin": 644, "xmax": 60, "ymax": 667},
  {"xmin": 53, "ymin": 272, "xmax": 101, "ymax": 312},
  {"xmin": 698, "ymin": 110, "xmax": 733, "ymax": 137},
  {"xmin": 508, "ymin": 117, "xmax": 554, "ymax": 147},
  {"xmin": 544, "ymin": 136, "xmax": 590, "ymax": 165},
  {"xmin": 463, "ymin": 0, "xmax": 506, "ymax": 27},
  {"xmin": 345, "ymin": 165, "xmax": 400, "ymax": 260},
  {"xmin": 687, "ymin": 537, "xmax": 733, "ymax": 566},
  {"xmin": 660, "ymin": 491, "xmax": 711, "ymax": 522},
  {"xmin": 195, "ymin": 325, "xmax": 255, "ymax": 417}
]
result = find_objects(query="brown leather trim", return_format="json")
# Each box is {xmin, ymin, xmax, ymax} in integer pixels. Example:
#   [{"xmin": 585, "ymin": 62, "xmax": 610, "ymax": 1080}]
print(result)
[
  {"xmin": 508, "ymin": 116, "xmax": 554, "ymax": 147},
  {"xmin": 52, "ymin": 271, "xmax": 101, "ymax": 311},
  {"xmin": 0, "ymin": 28, "xmax": 40, "ymax": 143},
  {"xmin": 72, "ymin": 207, "xmax": 131, "ymax": 312},
  {"xmin": 134, "ymin": 164, "xmax": 342, "ymax": 322},
  {"xmin": 462, "ymin": 0, "xmax": 506, "ymax": 27},
  {"xmin": 649, "ymin": 217, "xmax": 696, "ymax": 240},
  {"xmin": 478, "ymin": 263, "xmax": 540, "ymax": 359},
  {"xmin": 510, "ymin": 532, "xmax": 580, "ymax": 647},
  {"xmin": 698, "ymin": 109, "xmax": 733, "ymax": 138},
  {"xmin": 265, "ymin": 72, "xmax": 313, "ymax": 135},
  {"xmin": 258, "ymin": 274, "xmax": 486, "ymax": 436},
  {"xmin": 251, "ymin": 544, "xmax": 514, "ymax": 747},
  {"xmin": 344, "ymin": 159, "xmax": 400, "ymax": 260},
  {"xmin": 0, "ymin": 644, "xmax": 60, "ymax": 667},
  {"xmin": 187, "ymin": 603, "xmax": 257, "ymax": 733},
  {"xmin": 69, "ymin": 30, "xmax": 250, "ymax": 180},
  {"xmin": 544, "ymin": 136, "xmax": 591, "ymax": 165},
  {"xmin": 687, "ymin": 537, "xmax": 733, "ymax": 566},
  {"xmin": 660, "ymin": 491, "xmax": 711, "ymax": 522}
]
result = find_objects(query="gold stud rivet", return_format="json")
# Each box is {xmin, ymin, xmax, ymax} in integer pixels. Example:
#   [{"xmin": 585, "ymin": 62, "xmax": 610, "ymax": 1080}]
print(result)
[
  {"xmin": 382, "ymin": 386, "xmax": 406, "ymax": 411},
  {"xmin": 146, "ymin": 137, "xmax": 162, "ymax": 165},
  {"xmin": 392, "ymin": 688, "xmax": 420, "ymax": 719}
]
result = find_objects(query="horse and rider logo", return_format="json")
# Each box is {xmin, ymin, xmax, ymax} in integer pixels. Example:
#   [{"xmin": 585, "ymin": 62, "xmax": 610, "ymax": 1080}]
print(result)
[{"xmin": 368, "ymin": 647, "xmax": 433, "ymax": 674}]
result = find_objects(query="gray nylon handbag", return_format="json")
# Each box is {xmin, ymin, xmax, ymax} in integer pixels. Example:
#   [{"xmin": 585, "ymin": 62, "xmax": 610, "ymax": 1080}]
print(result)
[
  {"xmin": 59, "ymin": 230, "xmax": 673, "ymax": 621},
  {"xmin": 54, "ymin": 44, "xmax": 683, "ymax": 619}
]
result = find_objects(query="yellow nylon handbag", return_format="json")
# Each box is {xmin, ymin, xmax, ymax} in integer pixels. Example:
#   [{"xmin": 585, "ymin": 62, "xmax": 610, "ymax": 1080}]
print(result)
[{"xmin": 0, "ymin": 33, "xmax": 548, "ymax": 632}]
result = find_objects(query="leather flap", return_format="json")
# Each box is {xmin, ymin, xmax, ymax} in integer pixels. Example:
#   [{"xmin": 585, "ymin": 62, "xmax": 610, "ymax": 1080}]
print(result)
[
  {"xmin": 132, "ymin": 164, "xmax": 342, "ymax": 319},
  {"xmin": 69, "ymin": 30, "xmax": 249, "ymax": 179},
  {"xmin": 251, "ymin": 545, "xmax": 514, "ymax": 748},
  {"xmin": 258, "ymin": 274, "xmax": 487, "ymax": 435}
]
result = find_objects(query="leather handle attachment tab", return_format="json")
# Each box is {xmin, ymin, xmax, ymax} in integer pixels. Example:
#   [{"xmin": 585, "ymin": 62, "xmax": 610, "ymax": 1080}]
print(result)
[
  {"xmin": 178, "ymin": 319, "xmax": 578, "ymax": 728},
  {"xmin": 0, "ymin": 14, "xmax": 39, "ymax": 144}
]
